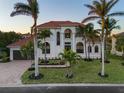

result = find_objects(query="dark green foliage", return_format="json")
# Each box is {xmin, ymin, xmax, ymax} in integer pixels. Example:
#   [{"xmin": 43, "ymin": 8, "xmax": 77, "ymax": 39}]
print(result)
[
  {"xmin": 0, "ymin": 51, "xmax": 9, "ymax": 62},
  {"xmin": 20, "ymin": 41, "xmax": 34, "ymax": 60},
  {"xmin": 0, "ymin": 31, "xmax": 21, "ymax": 48},
  {"xmin": 0, "ymin": 31, "xmax": 21, "ymax": 55}
]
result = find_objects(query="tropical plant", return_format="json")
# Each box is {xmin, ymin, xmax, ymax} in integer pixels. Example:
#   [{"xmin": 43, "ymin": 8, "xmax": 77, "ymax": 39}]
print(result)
[
  {"xmin": 85, "ymin": 23, "xmax": 99, "ymax": 60},
  {"xmin": 77, "ymin": 24, "xmax": 88, "ymax": 60},
  {"xmin": 0, "ymin": 51, "xmax": 9, "ymax": 62},
  {"xmin": 59, "ymin": 49, "xmax": 80, "ymax": 78},
  {"xmin": 20, "ymin": 41, "xmax": 34, "ymax": 60},
  {"xmin": 82, "ymin": 0, "xmax": 124, "ymax": 76},
  {"xmin": 38, "ymin": 29, "xmax": 52, "ymax": 63},
  {"xmin": 10, "ymin": 0, "xmax": 40, "ymax": 78}
]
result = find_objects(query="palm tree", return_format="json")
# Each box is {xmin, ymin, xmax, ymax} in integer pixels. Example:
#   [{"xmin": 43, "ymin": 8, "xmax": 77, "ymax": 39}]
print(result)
[
  {"xmin": 38, "ymin": 29, "xmax": 52, "ymax": 63},
  {"xmin": 59, "ymin": 49, "xmax": 80, "ymax": 78},
  {"xmin": 77, "ymin": 24, "xmax": 88, "ymax": 60},
  {"xmin": 77, "ymin": 23, "xmax": 99, "ymax": 61},
  {"xmin": 82, "ymin": 0, "xmax": 124, "ymax": 76},
  {"xmin": 10, "ymin": 0, "xmax": 40, "ymax": 78},
  {"xmin": 85, "ymin": 23, "xmax": 99, "ymax": 60},
  {"xmin": 98, "ymin": 17, "xmax": 121, "ymax": 62}
]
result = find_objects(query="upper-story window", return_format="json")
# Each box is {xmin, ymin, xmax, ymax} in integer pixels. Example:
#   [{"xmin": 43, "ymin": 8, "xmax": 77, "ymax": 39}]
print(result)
[
  {"xmin": 56, "ymin": 32, "xmax": 60, "ymax": 46},
  {"xmin": 64, "ymin": 29, "xmax": 72, "ymax": 38}
]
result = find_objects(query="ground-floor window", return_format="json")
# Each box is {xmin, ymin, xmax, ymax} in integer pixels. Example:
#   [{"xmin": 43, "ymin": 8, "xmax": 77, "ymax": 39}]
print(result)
[
  {"xmin": 42, "ymin": 42, "xmax": 50, "ymax": 54},
  {"xmin": 76, "ymin": 42, "xmax": 84, "ymax": 53},
  {"xmin": 88, "ymin": 45, "xmax": 92, "ymax": 53},
  {"xmin": 95, "ymin": 45, "xmax": 99, "ymax": 53}
]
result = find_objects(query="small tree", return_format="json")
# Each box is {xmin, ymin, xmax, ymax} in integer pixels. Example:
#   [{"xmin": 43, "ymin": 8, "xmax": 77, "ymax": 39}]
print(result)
[
  {"xmin": 59, "ymin": 49, "xmax": 80, "ymax": 78},
  {"xmin": 98, "ymin": 18, "xmax": 121, "ymax": 62},
  {"xmin": 77, "ymin": 23, "xmax": 99, "ymax": 61},
  {"xmin": 20, "ymin": 41, "xmax": 34, "ymax": 60},
  {"xmin": 38, "ymin": 29, "xmax": 52, "ymax": 63}
]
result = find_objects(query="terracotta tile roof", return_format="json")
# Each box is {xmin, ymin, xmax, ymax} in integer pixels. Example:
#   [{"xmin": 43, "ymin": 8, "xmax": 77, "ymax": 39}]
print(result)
[
  {"xmin": 7, "ymin": 21, "xmax": 83, "ymax": 48},
  {"xmin": 37, "ymin": 21, "xmax": 81, "ymax": 29},
  {"xmin": 7, "ymin": 36, "xmax": 33, "ymax": 48}
]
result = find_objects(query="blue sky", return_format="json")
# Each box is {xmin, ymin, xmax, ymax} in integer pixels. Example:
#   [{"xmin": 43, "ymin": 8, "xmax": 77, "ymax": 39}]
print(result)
[{"xmin": 0, "ymin": 0, "xmax": 124, "ymax": 34}]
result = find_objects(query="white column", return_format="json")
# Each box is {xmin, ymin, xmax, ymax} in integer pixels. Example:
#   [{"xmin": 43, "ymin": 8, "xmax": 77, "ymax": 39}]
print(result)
[
  {"xmin": 61, "ymin": 33, "xmax": 64, "ymax": 51},
  {"xmin": 10, "ymin": 48, "xmax": 13, "ymax": 61},
  {"xmin": 72, "ymin": 33, "xmax": 76, "ymax": 52}
]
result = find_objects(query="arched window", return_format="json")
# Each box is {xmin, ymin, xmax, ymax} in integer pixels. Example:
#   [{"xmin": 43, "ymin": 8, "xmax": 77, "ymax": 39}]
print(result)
[
  {"xmin": 56, "ymin": 32, "xmax": 60, "ymax": 45},
  {"xmin": 95, "ymin": 45, "xmax": 99, "ymax": 53},
  {"xmin": 42, "ymin": 42, "xmax": 50, "ymax": 54},
  {"xmin": 88, "ymin": 45, "xmax": 92, "ymax": 53},
  {"xmin": 76, "ymin": 42, "xmax": 84, "ymax": 53},
  {"xmin": 64, "ymin": 29, "xmax": 72, "ymax": 38}
]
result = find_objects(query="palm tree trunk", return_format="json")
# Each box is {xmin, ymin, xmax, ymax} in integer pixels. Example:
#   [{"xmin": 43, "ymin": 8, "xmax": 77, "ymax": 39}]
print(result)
[
  {"xmin": 44, "ymin": 39, "xmax": 47, "ymax": 63},
  {"xmin": 101, "ymin": 37, "xmax": 105, "ymax": 76},
  {"xmin": 84, "ymin": 37, "xmax": 87, "ymax": 59},
  {"xmin": 33, "ymin": 19, "xmax": 39, "ymax": 77},
  {"xmin": 101, "ymin": 17, "xmax": 105, "ymax": 76},
  {"xmin": 88, "ymin": 41, "xmax": 90, "ymax": 59},
  {"xmin": 105, "ymin": 35, "xmax": 108, "ymax": 62}
]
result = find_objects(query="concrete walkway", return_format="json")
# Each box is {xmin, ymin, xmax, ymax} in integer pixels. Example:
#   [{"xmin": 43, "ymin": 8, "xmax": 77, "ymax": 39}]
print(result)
[{"xmin": 0, "ymin": 60, "xmax": 31, "ymax": 86}]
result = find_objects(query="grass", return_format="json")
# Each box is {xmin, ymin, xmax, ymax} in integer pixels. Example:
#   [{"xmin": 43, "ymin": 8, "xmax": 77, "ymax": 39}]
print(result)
[{"xmin": 22, "ymin": 55, "xmax": 124, "ymax": 84}]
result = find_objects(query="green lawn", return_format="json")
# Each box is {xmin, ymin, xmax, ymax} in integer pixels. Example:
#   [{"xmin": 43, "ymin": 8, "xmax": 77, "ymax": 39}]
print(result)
[{"xmin": 22, "ymin": 55, "xmax": 124, "ymax": 84}]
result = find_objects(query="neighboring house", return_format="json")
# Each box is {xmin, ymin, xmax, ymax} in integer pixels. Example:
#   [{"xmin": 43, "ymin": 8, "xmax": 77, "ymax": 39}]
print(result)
[
  {"xmin": 111, "ymin": 32, "xmax": 124, "ymax": 56},
  {"xmin": 8, "ymin": 21, "xmax": 101, "ymax": 61}
]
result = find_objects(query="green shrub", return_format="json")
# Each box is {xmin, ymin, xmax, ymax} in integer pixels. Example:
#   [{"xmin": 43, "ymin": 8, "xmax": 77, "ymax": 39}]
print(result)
[{"xmin": 0, "ymin": 52, "xmax": 9, "ymax": 62}]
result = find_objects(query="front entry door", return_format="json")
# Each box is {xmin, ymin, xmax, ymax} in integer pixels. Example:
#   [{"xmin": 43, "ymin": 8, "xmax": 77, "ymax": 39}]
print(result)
[{"xmin": 65, "ymin": 42, "xmax": 71, "ymax": 50}]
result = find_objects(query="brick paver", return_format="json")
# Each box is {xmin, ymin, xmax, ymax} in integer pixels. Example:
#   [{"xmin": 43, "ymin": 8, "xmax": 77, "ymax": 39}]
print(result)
[{"xmin": 0, "ymin": 60, "xmax": 31, "ymax": 85}]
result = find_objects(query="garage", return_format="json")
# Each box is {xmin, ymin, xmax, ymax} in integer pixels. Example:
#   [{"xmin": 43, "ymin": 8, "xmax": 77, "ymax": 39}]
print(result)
[
  {"xmin": 7, "ymin": 36, "xmax": 33, "ymax": 61},
  {"xmin": 13, "ymin": 50, "xmax": 27, "ymax": 60}
]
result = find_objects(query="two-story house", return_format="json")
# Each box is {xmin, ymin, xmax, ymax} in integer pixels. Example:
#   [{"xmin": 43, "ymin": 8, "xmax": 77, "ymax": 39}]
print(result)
[{"xmin": 8, "ymin": 21, "xmax": 101, "ymax": 61}]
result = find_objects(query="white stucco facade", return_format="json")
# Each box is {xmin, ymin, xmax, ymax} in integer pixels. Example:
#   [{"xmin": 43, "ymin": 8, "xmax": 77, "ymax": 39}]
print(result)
[
  {"xmin": 111, "ymin": 36, "xmax": 123, "ymax": 56},
  {"xmin": 37, "ymin": 26, "xmax": 101, "ymax": 59},
  {"xmin": 8, "ymin": 21, "xmax": 102, "ymax": 61}
]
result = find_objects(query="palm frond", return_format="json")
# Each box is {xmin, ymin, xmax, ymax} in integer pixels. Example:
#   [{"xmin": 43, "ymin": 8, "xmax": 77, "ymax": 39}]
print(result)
[
  {"xmin": 10, "ymin": 10, "xmax": 32, "ymax": 17},
  {"xmin": 93, "ymin": 1, "xmax": 101, "ymax": 6},
  {"xmin": 28, "ymin": 0, "xmax": 39, "ymax": 17},
  {"xmin": 108, "ymin": 12, "xmax": 124, "ymax": 17},
  {"xmin": 84, "ymin": 4, "xmax": 95, "ymax": 10},
  {"xmin": 88, "ymin": 10, "xmax": 97, "ymax": 15},
  {"xmin": 82, "ymin": 16, "xmax": 100, "ymax": 23},
  {"xmin": 107, "ymin": 0, "xmax": 119, "ymax": 13},
  {"xmin": 14, "ymin": 3, "xmax": 31, "ymax": 11},
  {"xmin": 110, "ymin": 26, "xmax": 121, "ymax": 31}
]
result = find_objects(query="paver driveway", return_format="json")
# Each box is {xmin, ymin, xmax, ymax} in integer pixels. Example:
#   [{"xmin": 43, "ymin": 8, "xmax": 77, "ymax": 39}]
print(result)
[{"xmin": 0, "ymin": 60, "xmax": 31, "ymax": 85}]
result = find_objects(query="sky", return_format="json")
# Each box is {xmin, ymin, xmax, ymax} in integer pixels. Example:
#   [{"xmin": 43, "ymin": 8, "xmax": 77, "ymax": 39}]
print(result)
[{"xmin": 0, "ymin": 0, "xmax": 124, "ymax": 34}]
